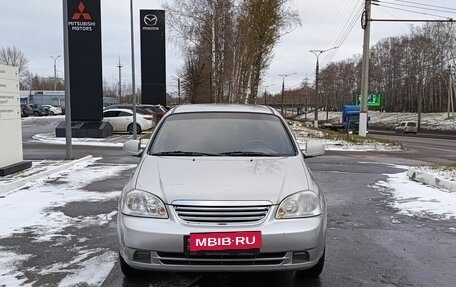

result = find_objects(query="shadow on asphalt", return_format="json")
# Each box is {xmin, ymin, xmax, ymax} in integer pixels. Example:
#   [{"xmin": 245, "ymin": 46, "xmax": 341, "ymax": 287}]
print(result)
[{"xmin": 120, "ymin": 271, "xmax": 323, "ymax": 287}]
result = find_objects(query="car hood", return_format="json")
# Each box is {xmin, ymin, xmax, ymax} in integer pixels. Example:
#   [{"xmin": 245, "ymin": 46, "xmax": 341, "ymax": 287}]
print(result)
[{"xmin": 134, "ymin": 156, "xmax": 312, "ymax": 205}]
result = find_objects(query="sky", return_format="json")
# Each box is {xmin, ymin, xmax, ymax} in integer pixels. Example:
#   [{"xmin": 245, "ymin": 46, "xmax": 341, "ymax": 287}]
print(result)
[{"xmin": 1, "ymin": 0, "xmax": 455, "ymax": 95}]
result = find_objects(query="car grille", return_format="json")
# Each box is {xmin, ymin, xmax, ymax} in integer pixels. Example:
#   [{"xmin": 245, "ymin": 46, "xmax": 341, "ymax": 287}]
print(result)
[
  {"xmin": 173, "ymin": 202, "xmax": 271, "ymax": 224},
  {"xmin": 156, "ymin": 252, "xmax": 286, "ymax": 266}
]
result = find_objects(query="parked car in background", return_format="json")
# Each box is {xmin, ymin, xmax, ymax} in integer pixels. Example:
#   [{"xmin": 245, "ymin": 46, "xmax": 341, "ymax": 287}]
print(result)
[
  {"xmin": 30, "ymin": 104, "xmax": 50, "ymax": 117},
  {"xmin": 395, "ymin": 121, "xmax": 418, "ymax": 134},
  {"xmin": 119, "ymin": 104, "xmax": 327, "ymax": 278},
  {"xmin": 41, "ymin": 105, "xmax": 63, "ymax": 115},
  {"xmin": 20, "ymin": 104, "xmax": 33, "ymax": 117},
  {"xmin": 103, "ymin": 108, "xmax": 154, "ymax": 134},
  {"xmin": 138, "ymin": 104, "xmax": 168, "ymax": 121},
  {"xmin": 104, "ymin": 104, "xmax": 159, "ymax": 124}
]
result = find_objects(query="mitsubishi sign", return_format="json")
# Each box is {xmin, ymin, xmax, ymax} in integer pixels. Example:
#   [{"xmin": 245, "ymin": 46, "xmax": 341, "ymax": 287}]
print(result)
[{"xmin": 67, "ymin": 0, "xmax": 103, "ymax": 122}]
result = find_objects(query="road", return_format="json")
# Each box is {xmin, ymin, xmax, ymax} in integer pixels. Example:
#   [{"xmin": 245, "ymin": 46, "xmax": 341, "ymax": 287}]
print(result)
[
  {"xmin": 371, "ymin": 132, "xmax": 456, "ymax": 163},
  {"xmin": 2, "ymin": 117, "xmax": 454, "ymax": 286}
]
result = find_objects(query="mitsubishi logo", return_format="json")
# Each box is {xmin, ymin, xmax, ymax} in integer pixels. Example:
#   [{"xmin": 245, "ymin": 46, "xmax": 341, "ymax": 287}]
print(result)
[
  {"xmin": 72, "ymin": 2, "xmax": 92, "ymax": 21},
  {"xmin": 144, "ymin": 14, "xmax": 158, "ymax": 26}
]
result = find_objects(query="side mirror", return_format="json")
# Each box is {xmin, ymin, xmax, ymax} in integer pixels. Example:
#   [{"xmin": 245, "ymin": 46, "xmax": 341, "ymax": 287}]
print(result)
[
  {"xmin": 123, "ymin": 139, "xmax": 143, "ymax": 157},
  {"xmin": 302, "ymin": 141, "xmax": 325, "ymax": 158}
]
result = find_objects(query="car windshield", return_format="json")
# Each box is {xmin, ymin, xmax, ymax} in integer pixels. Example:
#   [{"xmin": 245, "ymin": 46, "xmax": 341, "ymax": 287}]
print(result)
[{"xmin": 149, "ymin": 112, "xmax": 296, "ymax": 156}]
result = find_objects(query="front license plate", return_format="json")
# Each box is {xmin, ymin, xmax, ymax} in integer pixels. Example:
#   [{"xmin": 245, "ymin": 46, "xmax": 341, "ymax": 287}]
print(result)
[{"xmin": 185, "ymin": 231, "xmax": 262, "ymax": 253}]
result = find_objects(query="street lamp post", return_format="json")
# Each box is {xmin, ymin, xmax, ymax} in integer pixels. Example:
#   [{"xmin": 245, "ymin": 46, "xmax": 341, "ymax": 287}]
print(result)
[
  {"xmin": 263, "ymin": 84, "xmax": 274, "ymax": 106},
  {"xmin": 129, "ymin": 0, "xmax": 137, "ymax": 139},
  {"xmin": 279, "ymin": 73, "xmax": 296, "ymax": 116},
  {"xmin": 310, "ymin": 46, "xmax": 338, "ymax": 127},
  {"xmin": 50, "ymin": 55, "xmax": 61, "ymax": 90}
]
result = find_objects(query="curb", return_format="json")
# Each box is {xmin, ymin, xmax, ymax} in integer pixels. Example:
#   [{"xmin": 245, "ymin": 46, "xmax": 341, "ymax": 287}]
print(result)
[
  {"xmin": 407, "ymin": 168, "xmax": 456, "ymax": 193},
  {"xmin": 0, "ymin": 155, "xmax": 93, "ymax": 195}
]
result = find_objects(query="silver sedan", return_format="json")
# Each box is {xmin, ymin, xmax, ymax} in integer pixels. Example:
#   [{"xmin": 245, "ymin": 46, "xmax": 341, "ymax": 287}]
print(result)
[{"xmin": 118, "ymin": 104, "xmax": 327, "ymax": 278}]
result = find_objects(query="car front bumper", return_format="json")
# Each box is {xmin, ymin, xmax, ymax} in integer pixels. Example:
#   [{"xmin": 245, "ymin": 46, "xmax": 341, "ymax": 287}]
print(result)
[{"xmin": 118, "ymin": 206, "xmax": 326, "ymax": 272}]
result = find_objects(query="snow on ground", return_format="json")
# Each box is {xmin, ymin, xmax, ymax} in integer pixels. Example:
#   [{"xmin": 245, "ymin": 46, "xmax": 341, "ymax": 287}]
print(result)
[
  {"xmin": 58, "ymin": 251, "xmax": 117, "ymax": 287},
  {"xmin": 33, "ymin": 133, "xmax": 126, "ymax": 147},
  {"xmin": 0, "ymin": 249, "xmax": 32, "ymax": 287},
  {"xmin": 0, "ymin": 158, "xmax": 136, "ymax": 286},
  {"xmin": 372, "ymin": 167, "xmax": 456, "ymax": 221},
  {"xmin": 33, "ymin": 132, "xmax": 149, "ymax": 148}
]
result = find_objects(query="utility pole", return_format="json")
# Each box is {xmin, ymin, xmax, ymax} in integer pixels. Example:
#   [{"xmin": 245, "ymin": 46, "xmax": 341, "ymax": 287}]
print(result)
[
  {"xmin": 449, "ymin": 65, "xmax": 455, "ymax": 118},
  {"xmin": 117, "ymin": 57, "xmax": 122, "ymax": 102},
  {"xmin": 129, "ymin": 0, "xmax": 137, "ymax": 139},
  {"xmin": 304, "ymin": 74, "xmax": 309, "ymax": 121},
  {"xmin": 178, "ymin": 78, "xmax": 181, "ymax": 105},
  {"xmin": 310, "ymin": 46, "xmax": 338, "ymax": 128},
  {"xmin": 264, "ymin": 89, "xmax": 267, "ymax": 105},
  {"xmin": 279, "ymin": 73, "xmax": 296, "ymax": 116},
  {"xmin": 62, "ymin": 1, "xmax": 72, "ymax": 160},
  {"xmin": 50, "ymin": 55, "xmax": 61, "ymax": 90},
  {"xmin": 359, "ymin": 0, "xmax": 371, "ymax": 137}
]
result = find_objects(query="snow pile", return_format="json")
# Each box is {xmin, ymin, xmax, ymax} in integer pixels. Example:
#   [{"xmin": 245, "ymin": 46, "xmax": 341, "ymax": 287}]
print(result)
[
  {"xmin": 373, "ymin": 169, "xmax": 456, "ymax": 220},
  {"xmin": 407, "ymin": 166, "xmax": 456, "ymax": 193}
]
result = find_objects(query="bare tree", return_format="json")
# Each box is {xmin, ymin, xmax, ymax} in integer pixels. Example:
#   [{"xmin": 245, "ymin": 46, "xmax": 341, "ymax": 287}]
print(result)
[{"xmin": 0, "ymin": 46, "xmax": 30, "ymax": 89}]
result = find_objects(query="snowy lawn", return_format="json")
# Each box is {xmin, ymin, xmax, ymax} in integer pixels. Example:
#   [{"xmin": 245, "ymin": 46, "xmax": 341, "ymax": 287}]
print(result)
[
  {"xmin": 0, "ymin": 158, "xmax": 136, "ymax": 286},
  {"xmin": 290, "ymin": 124, "xmax": 402, "ymax": 151},
  {"xmin": 294, "ymin": 111, "xmax": 456, "ymax": 132},
  {"xmin": 33, "ymin": 132, "xmax": 150, "ymax": 148}
]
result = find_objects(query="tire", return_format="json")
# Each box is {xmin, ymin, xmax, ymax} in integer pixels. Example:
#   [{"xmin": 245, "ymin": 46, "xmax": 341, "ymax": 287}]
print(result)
[
  {"xmin": 128, "ymin": 123, "xmax": 142, "ymax": 135},
  {"xmin": 33, "ymin": 111, "xmax": 39, "ymax": 117},
  {"xmin": 50, "ymin": 111, "xmax": 55, "ymax": 116},
  {"xmin": 296, "ymin": 250, "xmax": 325, "ymax": 278},
  {"xmin": 119, "ymin": 253, "xmax": 143, "ymax": 277}
]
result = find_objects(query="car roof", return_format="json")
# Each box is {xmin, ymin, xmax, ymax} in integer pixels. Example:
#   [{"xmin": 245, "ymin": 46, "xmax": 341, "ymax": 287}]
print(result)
[
  {"xmin": 103, "ymin": 108, "xmax": 132, "ymax": 113},
  {"xmin": 170, "ymin": 104, "xmax": 277, "ymax": 115}
]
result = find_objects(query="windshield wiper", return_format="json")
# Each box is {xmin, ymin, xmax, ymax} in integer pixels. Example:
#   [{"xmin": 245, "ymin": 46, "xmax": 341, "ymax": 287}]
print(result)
[
  {"xmin": 219, "ymin": 151, "xmax": 275, "ymax": 157},
  {"xmin": 151, "ymin": 151, "xmax": 220, "ymax": 156}
]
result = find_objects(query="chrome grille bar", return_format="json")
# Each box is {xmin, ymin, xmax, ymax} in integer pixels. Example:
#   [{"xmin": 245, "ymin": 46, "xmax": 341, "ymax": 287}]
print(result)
[{"xmin": 172, "ymin": 201, "xmax": 271, "ymax": 224}]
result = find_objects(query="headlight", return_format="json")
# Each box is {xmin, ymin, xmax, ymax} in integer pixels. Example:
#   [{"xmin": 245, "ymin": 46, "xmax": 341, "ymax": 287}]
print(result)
[
  {"xmin": 121, "ymin": 190, "xmax": 168, "ymax": 218},
  {"xmin": 276, "ymin": 191, "xmax": 321, "ymax": 219}
]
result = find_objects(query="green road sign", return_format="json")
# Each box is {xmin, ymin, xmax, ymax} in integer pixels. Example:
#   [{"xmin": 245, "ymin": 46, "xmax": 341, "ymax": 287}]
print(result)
[{"xmin": 356, "ymin": 93, "xmax": 382, "ymax": 107}]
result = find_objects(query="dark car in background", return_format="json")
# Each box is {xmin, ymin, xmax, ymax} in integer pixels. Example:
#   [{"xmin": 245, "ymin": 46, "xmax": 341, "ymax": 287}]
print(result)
[
  {"xmin": 29, "ymin": 104, "xmax": 51, "ymax": 117},
  {"xmin": 20, "ymin": 104, "xmax": 33, "ymax": 117}
]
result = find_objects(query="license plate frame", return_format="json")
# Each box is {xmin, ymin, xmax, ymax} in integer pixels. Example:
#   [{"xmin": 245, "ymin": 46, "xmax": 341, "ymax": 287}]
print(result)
[{"xmin": 183, "ymin": 231, "xmax": 262, "ymax": 255}]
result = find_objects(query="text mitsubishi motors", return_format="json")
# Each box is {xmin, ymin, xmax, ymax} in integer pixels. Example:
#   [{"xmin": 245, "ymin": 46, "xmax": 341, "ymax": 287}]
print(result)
[{"xmin": 118, "ymin": 104, "xmax": 327, "ymax": 277}]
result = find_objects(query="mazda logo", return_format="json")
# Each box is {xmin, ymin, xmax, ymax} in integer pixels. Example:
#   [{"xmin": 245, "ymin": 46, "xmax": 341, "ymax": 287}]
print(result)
[{"xmin": 144, "ymin": 14, "xmax": 158, "ymax": 26}]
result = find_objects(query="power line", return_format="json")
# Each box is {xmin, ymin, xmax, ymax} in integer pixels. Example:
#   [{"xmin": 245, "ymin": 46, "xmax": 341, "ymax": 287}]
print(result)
[
  {"xmin": 389, "ymin": 0, "xmax": 456, "ymax": 12},
  {"xmin": 330, "ymin": 0, "xmax": 363, "ymax": 47},
  {"xmin": 321, "ymin": 0, "xmax": 352, "ymax": 48},
  {"xmin": 378, "ymin": 1, "xmax": 456, "ymax": 15},
  {"xmin": 374, "ymin": 3, "xmax": 454, "ymax": 19},
  {"xmin": 325, "ymin": 3, "xmax": 364, "ymax": 62}
]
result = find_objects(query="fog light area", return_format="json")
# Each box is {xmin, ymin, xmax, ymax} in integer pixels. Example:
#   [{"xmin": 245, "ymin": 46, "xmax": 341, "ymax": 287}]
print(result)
[
  {"xmin": 292, "ymin": 251, "xmax": 309, "ymax": 263},
  {"xmin": 133, "ymin": 251, "xmax": 151, "ymax": 263}
]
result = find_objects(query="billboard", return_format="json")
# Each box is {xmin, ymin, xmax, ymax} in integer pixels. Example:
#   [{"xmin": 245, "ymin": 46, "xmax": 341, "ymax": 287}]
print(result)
[
  {"xmin": 140, "ymin": 10, "xmax": 166, "ymax": 105},
  {"xmin": 67, "ymin": 0, "xmax": 103, "ymax": 121},
  {"xmin": 0, "ymin": 65, "xmax": 31, "ymax": 175}
]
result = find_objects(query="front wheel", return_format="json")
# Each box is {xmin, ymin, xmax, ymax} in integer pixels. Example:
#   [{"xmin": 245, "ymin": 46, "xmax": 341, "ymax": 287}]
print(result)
[
  {"xmin": 295, "ymin": 250, "xmax": 325, "ymax": 278},
  {"xmin": 127, "ymin": 123, "xmax": 142, "ymax": 135}
]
